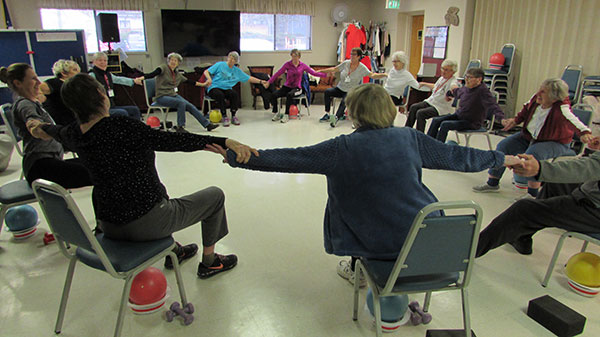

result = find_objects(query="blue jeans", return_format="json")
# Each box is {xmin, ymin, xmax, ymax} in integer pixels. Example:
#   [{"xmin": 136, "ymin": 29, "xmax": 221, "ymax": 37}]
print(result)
[
  {"xmin": 488, "ymin": 132, "xmax": 573, "ymax": 183},
  {"xmin": 426, "ymin": 113, "xmax": 473, "ymax": 142},
  {"xmin": 155, "ymin": 95, "xmax": 209, "ymax": 128},
  {"xmin": 109, "ymin": 106, "xmax": 141, "ymax": 120}
]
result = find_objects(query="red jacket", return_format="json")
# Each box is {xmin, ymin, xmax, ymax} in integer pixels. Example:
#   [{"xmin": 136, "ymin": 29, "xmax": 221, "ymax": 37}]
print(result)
[{"xmin": 515, "ymin": 94, "xmax": 590, "ymax": 144}]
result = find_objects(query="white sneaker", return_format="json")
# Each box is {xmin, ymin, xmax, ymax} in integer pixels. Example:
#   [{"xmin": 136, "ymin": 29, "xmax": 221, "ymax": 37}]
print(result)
[
  {"xmin": 272, "ymin": 112, "xmax": 283, "ymax": 122},
  {"xmin": 337, "ymin": 259, "xmax": 366, "ymax": 287},
  {"xmin": 280, "ymin": 114, "xmax": 289, "ymax": 123}
]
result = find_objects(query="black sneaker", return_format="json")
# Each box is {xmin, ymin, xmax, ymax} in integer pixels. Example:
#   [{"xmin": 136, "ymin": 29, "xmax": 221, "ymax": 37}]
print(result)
[
  {"xmin": 509, "ymin": 236, "xmax": 533, "ymax": 255},
  {"xmin": 174, "ymin": 126, "xmax": 189, "ymax": 133},
  {"xmin": 206, "ymin": 123, "xmax": 220, "ymax": 131},
  {"xmin": 197, "ymin": 253, "xmax": 238, "ymax": 279},
  {"xmin": 164, "ymin": 242, "xmax": 199, "ymax": 270}
]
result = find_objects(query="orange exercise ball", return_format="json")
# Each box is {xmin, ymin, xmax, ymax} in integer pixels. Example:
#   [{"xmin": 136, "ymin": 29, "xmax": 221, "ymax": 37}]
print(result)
[
  {"xmin": 289, "ymin": 105, "xmax": 299, "ymax": 116},
  {"xmin": 489, "ymin": 53, "xmax": 505, "ymax": 70},
  {"xmin": 129, "ymin": 267, "xmax": 168, "ymax": 305},
  {"xmin": 146, "ymin": 116, "xmax": 161, "ymax": 128}
]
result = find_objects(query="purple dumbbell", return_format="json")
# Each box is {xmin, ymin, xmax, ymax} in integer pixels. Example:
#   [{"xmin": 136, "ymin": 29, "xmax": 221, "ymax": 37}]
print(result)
[
  {"xmin": 409, "ymin": 301, "xmax": 432, "ymax": 324},
  {"xmin": 165, "ymin": 301, "xmax": 194, "ymax": 325}
]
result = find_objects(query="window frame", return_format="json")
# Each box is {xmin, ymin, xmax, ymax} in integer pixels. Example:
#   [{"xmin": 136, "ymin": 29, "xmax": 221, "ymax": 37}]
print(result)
[{"xmin": 240, "ymin": 13, "xmax": 312, "ymax": 53}]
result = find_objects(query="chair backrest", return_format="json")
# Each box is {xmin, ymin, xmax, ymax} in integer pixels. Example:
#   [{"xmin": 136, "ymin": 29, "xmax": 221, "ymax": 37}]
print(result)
[
  {"xmin": 143, "ymin": 78, "xmax": 156, "ymax": 105},
  {"xmin": 381, "ymin": 201, "xmax": 482, "ymax": 294},
  {"xmin": 561, "ymin": 65, "xmax": 583, "ymax": 102},
  {"xmin": 247, "ymin": 66, "xmax": 274, "ymax": 77},
  {"xmin": 500, "ymin": 43, "xmax": 516, "ymax": 74},
  {"xmin": 32, "ymin": 179, "xmax": 118, "ymax": 275},
  {"xmin": 1, "ymin": 103, "xmax": 25, "ymax": 157},
  {"xmin": 464, "ymin": 59, "xmax": 481, "ymax": 78},
  {"xmin": 571, "ymin": 105, "xmax": 592, "ymax": 127}
]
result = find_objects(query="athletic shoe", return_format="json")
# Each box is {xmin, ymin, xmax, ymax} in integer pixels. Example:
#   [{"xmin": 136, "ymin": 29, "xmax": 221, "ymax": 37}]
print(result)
[
  {"xmin": 336, "ymin": 259, "xmax": 366, "ymax": 287},
  {"xmin": 272, "ymin": 112, "xmax": 283, "ymax": 122},
  {"xmin": 513, "ymin": 193, "xmax": 535, "ymax": 203},
  {"xmin": 509, "ymin": 236, "xmax": 533, "ymax": 255},
  {"xmin": 280, "ymin": 114, "xmax": 289, "ymax": 123},
  {"xmin": 232, "ymin": 116, "xmax": 241, "ymax": 125},
  {"xmin": 206, "ymin": 123, "xmax": 219, "ymax": 131},
  {"xmin": 319, "ymin": 113, "xmax": 330, "ymax": 122},
  {"xmin": 472, "ymin": 183, "xmax": 499, "ymax": 193},
  {"xmin": 164, "ymin": 242, "xmax": 199, "ymax": 270},
  {"xmin": 174, "ymin": 126, "xmax": 189, "ymax": 133},
  {"xmin": 330, "ymin": 116, "xmax": 339, "ymax": 128},
  {"xmin": 197, "ymin": 253, "xmax": 238, "ymax": 279},
  {"xmin": 222, "ymin": 117, "xmax": 231, "ymax": 127}
]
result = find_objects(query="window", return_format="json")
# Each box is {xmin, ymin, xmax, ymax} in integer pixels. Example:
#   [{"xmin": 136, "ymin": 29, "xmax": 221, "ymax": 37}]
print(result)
[
  {"xmin": 40, "ymin": 9, "xmax": 147, "ymax": 53},
  {"xmin": 241, "ymin": 13, "xmax": 311, "ymax": 52}
]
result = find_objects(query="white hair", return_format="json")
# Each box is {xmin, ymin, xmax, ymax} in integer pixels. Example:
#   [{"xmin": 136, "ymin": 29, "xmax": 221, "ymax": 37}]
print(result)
[
  {"xmin": 542, "ymin": 78, "xmax": 569, "ymax": 102},
  {"xmin": 167, "ymin": 52, "xmax": 183, "ymax": 63},
  {"xmin": 91, "ymin": 52, "xmax": 107, "ymax": 62},
  {"xmin": 52, "ymin": 59, "xmax": 78, "ymax": 77},
  {"xmin": 441, "ymin": 59, "xmax": 458, "ymax": 72},
  {"xmin": 228, "ymin": 51, "xmax": 240, "ymax": 63},
  {"xmin": 391, "ymin": 51, "xmax": 409, "ymax": 68}
]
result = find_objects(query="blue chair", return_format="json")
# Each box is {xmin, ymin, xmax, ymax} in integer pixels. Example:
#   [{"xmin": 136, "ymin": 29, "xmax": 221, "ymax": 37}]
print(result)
[
  {"xmin": 0, "ymin": 103, "xmax": 37, "ymax": 236},
  {"xmin": 483, "ymin": 44, "xmax": 516, "ymax": 115},
  {"xmin": 143, "ymin": 78, "xmax": 172, "ymax": 130},
  {"xmin": 32, "ymin": 179, "xmax": 189, "ymax": 337},
  {"xmin": 561, "ymin": 65, "xmax": 583, "ymax": 103},
  {"xmin": 569, "ymin": 104, "xmax": 593, "ymax": 155},
  {"xmin": 457, "ymin": 59, "xmax": 481, "ymax": 84},
  {"xmin": 353, "ymin": 201, "xmax": 482, "ymax": 337},
  {"xmin": 542, "ymin": 231, "xmax": 600, "ymax": 287}
]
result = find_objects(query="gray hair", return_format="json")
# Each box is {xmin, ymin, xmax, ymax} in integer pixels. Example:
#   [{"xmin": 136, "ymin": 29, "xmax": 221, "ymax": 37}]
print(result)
[
  {"xmin": 541, "ymin": 78, "xmax": 569, "ymax": 102},
  {"xmin": 91, "ymin": 52, "xmax": 107, "ymax": 62},
  {"xmin": 228, "ymin": 51, "xmax": 240, "ymax": 63},
  {"xmin": 391, "ymin": 51, "xmax": 408, "ymax": 68},
  {"xmin": 346, "ymin": 84, "xmax": 396, "ymax": 129},
  {"xmin": 441, "ymin": 59, "xmax": 458, "ymax": 72},
  {"xmin": 167, "ymin": 52, "xmax": 183, "ymax": 63},
  {"xmin": 52, "ymin": 59, "xmax": 79, "ymax": 77}
]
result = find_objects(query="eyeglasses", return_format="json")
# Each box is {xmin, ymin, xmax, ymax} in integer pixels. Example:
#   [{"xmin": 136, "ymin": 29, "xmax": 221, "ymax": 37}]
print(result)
[
  {"xmin": 351, "ymin": 53, "xmax": 359, "ymax": 56},
  {"xmin": 441, "ymin": 67, "xmax": 453, "ymax": 72}
]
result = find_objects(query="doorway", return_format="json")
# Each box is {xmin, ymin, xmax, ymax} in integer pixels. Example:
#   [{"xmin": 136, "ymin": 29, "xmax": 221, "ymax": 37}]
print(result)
[{"xmin": 408, "ymin": 15, "xmax": 424, "ymax": 77}]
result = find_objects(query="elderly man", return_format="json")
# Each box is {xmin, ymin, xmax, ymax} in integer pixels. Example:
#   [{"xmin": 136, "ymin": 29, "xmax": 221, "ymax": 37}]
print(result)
[
  {"xmin": 405, "ymin": 59, "xmax": 458, "ymax": 132},
  {"xmin": 88, "ymin": 52, "xmax": 142, "ymax": 120},
  {"xmin": 203, "ymin": 51, "xmax": 267, "ymax": 126}
]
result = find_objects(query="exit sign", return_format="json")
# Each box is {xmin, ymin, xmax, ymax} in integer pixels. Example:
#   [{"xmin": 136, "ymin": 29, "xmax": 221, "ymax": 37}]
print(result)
[{"xmin": 386, "ymin": 0, "xmax": 401, "ymax": 9}]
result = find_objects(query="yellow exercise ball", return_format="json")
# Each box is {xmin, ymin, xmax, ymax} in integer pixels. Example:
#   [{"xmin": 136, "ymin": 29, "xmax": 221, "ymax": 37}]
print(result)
[
  {"xmin": 565, "ymin": 252, "xmax": 600, "ymax": 287},
  {"xmin": 209, "ymin": 110, "xmax": 222, "ymax": 123}
]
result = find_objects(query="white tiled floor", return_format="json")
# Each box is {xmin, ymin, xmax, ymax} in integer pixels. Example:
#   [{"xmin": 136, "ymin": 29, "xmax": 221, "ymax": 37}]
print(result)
[{"xmin": 1, "ymin": 106, "xmax": 598, "ymax": 337}]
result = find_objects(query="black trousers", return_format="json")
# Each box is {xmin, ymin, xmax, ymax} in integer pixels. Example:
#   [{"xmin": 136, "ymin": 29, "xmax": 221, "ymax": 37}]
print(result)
[
  {"xmin": 270, "ymin": 86, "xmax": 301, "ymax": 114},
  {"xmin": 476, "ymin": 182, "xmax": 600, "ymax": 257},
  {"xmin": 26, "ymin": 157, "xmax": 92, "ymax": 189},
  {"xmin": 208, "ymin": 88, "xmax": 240, "ymax": 117},
  {"xmin": 405, "ymin": 101, "xmax": 439, "ymax": 132},
  {"xmin": 324, "ymin": 87, "xmax": 348, "ymax": 118}
]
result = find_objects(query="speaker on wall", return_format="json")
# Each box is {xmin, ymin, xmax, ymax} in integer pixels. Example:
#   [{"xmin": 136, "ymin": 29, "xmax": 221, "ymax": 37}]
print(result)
[{"xmin": 96, "ymin": 13, "xmax": 120, "ymax": 43}]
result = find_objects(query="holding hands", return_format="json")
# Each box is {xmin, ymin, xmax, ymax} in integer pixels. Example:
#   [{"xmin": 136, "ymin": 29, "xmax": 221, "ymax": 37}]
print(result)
[
  {"xmin": 26, "ymin": 119, "xmax": 53, "ymax": 141},
  {"xmin": 501, "ymin": 118, "xmax": 517, "ymax": 131},
  {"xmin": 133, "ymin": 77, "xmax": 144, "ymax": 85},
  {"xmin": 205, "ymin": 139, "xmax": 259, "ymax": 164}
]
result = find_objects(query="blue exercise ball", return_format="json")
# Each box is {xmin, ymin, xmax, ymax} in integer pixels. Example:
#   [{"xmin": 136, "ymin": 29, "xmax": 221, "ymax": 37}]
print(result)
[
  {"xmin": 366, "ymin": 288, "xmax": 408, "ymax": 323},
  {"xmin": 5, "ymin": 205, "xmax": 38, "ymax": 232}
]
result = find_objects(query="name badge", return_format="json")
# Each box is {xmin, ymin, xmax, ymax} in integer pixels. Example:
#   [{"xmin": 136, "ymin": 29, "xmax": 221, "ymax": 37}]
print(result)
[
  {"xmin": 107, "ymin": 89, "xmax": 115, "ymax": 97},
  {"xmin": 174, "ymin": 87, "xmax": 178, "ymax": 93},
  {"xmin": 344, "ymin": 77, "xmax": 352, "ymax": 83}
]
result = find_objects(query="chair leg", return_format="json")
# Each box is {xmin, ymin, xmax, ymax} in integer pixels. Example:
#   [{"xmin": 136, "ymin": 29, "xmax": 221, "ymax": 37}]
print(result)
[
  {"xmin": 114, "ymin": 274, "xmax": 136, "ymax": 337},
  {"xmin": 253, "ymin": 96, "xmax": 257, "ymax": 110},
  {"xmin": 373, "ymin": 293, "xmax": 383, "ymax": 337},
  {"xmin": 423, "ymin": 291, "xmax": 432, "ymax": 312},
  {"xmin": 455, "ymin": 132, "xmax": 460, "ymax": 144},
  {"xmin": 170, "ymin": 251, "xmax": 189, "ymax": 306},
  {"xmin": 465, "ymin": 135, "xmax": 471, "ymax": 147},
  {"xmin": 542, "ymin": 232, "xmax": 570, "ymax": 287},
  {"xmin": 486, "ymin": 134, "xmax": 493, "ymax": 150},
  {"xmin": 581, "ymin": 240, "xmax": 589, "ymax": 252},
  {"xmin": 353, "ymin": 263, "xmax": 362, "ymax": 321},
  {"xmin": 55, "ymin": 258, "xmax": 77, "ymax": 334},
  {"xmin": 461, "ymin": 288, "xmax": 471, "ymax": 337},
  {"xmin": 0, "ymin": 205, "xmax": 7, "ymax": 234}
]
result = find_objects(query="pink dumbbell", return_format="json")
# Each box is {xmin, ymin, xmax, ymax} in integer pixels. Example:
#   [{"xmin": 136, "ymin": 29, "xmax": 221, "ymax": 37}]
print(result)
[
  {"xmin": 409, "ymin": 301, "xmax": 432, "ymax": 324},
  {"xmin": 165, "ymin": 301, "xmax": 194, "ymax": 325}
]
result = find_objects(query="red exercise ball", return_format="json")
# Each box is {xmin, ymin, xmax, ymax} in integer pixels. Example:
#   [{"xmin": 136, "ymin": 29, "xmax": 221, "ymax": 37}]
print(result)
[
  {"xmin": 146, "ymin": 116, "xmax": 161, "ymax": 128},
  {"xmin": 289, "ymin": 105, "xmax": 299, "ymax": 116},
  {"xmin": 129, "ymin": 267, "xmax": 167, "ymax": 305},
  {"xmin": 489, "ymin": 53, "xmax": 505, "ymax": 70}
]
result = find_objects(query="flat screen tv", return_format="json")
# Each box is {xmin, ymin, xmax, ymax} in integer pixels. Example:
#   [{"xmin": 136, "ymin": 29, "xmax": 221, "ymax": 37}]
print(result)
[{"xmin": 161, "ymin": 9, "xmax": 240, "ymax": 57}]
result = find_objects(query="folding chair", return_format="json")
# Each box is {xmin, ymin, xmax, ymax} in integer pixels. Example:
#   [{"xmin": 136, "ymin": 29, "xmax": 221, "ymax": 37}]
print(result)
[
  {"xmin": 143, "ymin": 78, "xmax": 172, "ymax": 130},
  {"xmin": 32, "ymin": 179, "xmax": 189, "ymax": 337},
  {"xmin": 453, "ymin": 91, "xmax": 500, "ymax": 150},
  {"xmin": 561, "ymin": 65, "xmax": 583, "ymax": 104},
  {"xmin": 569, "ymin": 104, "xmax": 593, "ymax": 155},
  {"xmin": 542, "ymin": 231, "xmax": 600, "ymax": 287},
  {"xmin": 353, "ymin": 201, "xmax": 482, "ymax": 337},
  {"xmin": 1, "ymin": 103, "xmax": 26, "ymax": 178}
]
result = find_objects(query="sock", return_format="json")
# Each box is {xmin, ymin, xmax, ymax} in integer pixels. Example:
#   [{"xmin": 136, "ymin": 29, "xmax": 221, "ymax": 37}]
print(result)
[
  {"xmin": 202, "ymin": 253, "xmax": 216, "ymax": 266},
  {"xmin": 487, "ymin": 177, "xmax": 500, "ymax": 187},
  {"xmin": 527, "ymin": 187, "xmax": 538, "ymax": 197}
]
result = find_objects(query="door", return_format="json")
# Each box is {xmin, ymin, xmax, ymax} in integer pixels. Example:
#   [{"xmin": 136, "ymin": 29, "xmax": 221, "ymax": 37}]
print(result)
[{"xmin": 409, "ymin": 15, "xmax": 424, "ymax": 77}]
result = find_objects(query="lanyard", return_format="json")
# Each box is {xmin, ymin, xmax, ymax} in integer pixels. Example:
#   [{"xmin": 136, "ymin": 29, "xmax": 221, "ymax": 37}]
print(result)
[
  {"xmin": 169, "ymin": 67, "xmax": 177, "ymax": 86},
  {"xmin": 433, "ymin": 77, "xmax": 450, "ymax": 94},
  {"xmin": 103, "ymin": 73, "xmax": 111, "ymax": 88}
]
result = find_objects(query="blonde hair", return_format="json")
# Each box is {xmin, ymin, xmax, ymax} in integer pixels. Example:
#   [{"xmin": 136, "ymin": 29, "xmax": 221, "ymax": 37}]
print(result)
[
  {"xmin": 346, "ymin": 84, "xmax": 396, "ymax": 129},
  {"xmin": 541, "ymin": 78, "xmax": 569, "ymax": 102},
  {"xmin": 52, "ymin": 59, "xmax": 79, "ymax": 77}
]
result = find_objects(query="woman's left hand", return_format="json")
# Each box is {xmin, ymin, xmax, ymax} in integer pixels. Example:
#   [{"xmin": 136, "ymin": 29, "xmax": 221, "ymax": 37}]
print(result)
[
  {"xmin": 224, "ymin": 139, "xmax": 259, "ymax": 163},
  {"xmin": 205, "ymin": 144, "xmax": 228, "ymax": 162},
  {"xmin": 580, "ymin": 133, "xmax": 593, "ymax": 144}
]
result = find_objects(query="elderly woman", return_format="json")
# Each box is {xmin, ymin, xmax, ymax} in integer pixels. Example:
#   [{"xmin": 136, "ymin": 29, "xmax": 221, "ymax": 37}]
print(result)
[
  {"xmin": 0, "ymin": 63, "xmax": 92, "ymax": 188},
  {"xmin": 319, "ymin": 48, "xmax": 388, "ymax": 127},
  {"xmin": 268, "ymin": 49, "xmax": 328, "ymax": 123},
  {"xmin": 88, "ymin": 52, "xmax": 142, "ymax": 121},
  {"xmin": 203, "ymin": 51, "xmax": 267, "ymax": 127},
  {"xmin": 142, "ymin": 52, "xmax": 218, "ymax": 133},
  {"xmin": 405, "ymin": 59, "xmax": 458, "ymax": 132},
  {"xmin": 473, "ymin": 78, "xmax": 592, "ymax": 198},
  {"xmin": 32, "ymin": 72, "xmax": 258, "ymax": 277},
  {"xmin": 207, "ymin": 84, "xmax": 518, "ymax": 287},
  {"xmin": 383, "ymin": 51, "xmax": 418, "ymax": 106},
  {"xmin": 39, "ymin": 59, "xmax": 80, "ymax": 125}
]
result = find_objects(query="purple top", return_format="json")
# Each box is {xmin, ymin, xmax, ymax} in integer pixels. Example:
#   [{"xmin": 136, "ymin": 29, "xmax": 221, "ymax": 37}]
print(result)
[{"xmin": 269, "ymin": 60, "xmax": 327, "ymax": 88}]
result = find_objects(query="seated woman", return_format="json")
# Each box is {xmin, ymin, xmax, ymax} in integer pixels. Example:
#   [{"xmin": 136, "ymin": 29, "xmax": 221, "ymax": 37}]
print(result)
[
  {"xmin": 203, "ymin": 51, "xmax": 267, "ymax": 127},
  {"xmin": 268, "ymin": 49, "xmax": 327, "ymax": 123},
  {"xmin": 405, "ymin": 59, "xmax": 458, "ymax": 132},
  {"xmin": 34, "ymin": 73, "xmax": 257, "ymax": 277},
  {"xmin": 0, "ymin": 63, "xmax": 92, "ymax": 188},
  {"xmin": 142, "ymin": 52, "xmax": 218, "ymax": 133},
  {"xmin": 40, "ymin": 59, "xmax": 80, "ymax": 125},
  {"xmin": 383, "ymin": 51, "xmax": 418, "ymax": 106},
  {"xmin": 318, "ymin": 48, "xmax": 388, "ymax": 127},
  {"xmin": 207, "ymin": 84, "xmax": 518, "ymax": 287},
  {"xmin": 473, "ymin": 78, "xmax": 592, "ymax": 198}
]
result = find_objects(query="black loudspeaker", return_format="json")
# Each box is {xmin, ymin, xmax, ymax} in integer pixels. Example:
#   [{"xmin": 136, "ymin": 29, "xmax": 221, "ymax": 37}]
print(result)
[{"xmin": 96, "ymin": 13, "xmax": 120, "ymax": 43}]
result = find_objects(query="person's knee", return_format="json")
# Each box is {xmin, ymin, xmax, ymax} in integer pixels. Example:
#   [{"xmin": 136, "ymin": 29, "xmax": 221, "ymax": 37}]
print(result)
[{"xmin": 206, "ymin": 186, "xmax": 225, "ymax": 204}]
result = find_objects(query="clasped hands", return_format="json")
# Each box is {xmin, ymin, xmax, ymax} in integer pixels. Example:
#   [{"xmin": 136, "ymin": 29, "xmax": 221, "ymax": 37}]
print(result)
[
  {"xmin": 26, "ymin": 119, "xmax": 53, "ymax": 141},
  {"xmin": 205, "ymin": 139, "xmax": 259, "ymax": 164}
]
